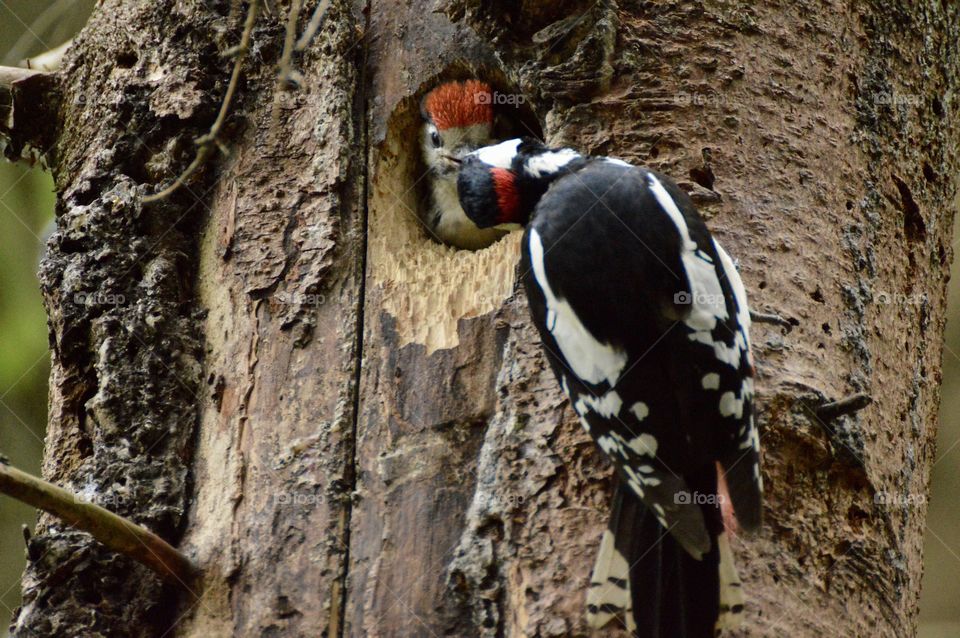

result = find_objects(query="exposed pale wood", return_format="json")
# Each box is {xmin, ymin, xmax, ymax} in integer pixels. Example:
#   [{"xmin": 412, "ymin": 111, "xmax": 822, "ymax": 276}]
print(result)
[
  {"xmin": 367, "ymin": 114, "xmax": 525, "ymax": 354},
  {"xmin": 0, "ymin": 65, "xmax": 39, "ymax": 87},
  {"xmin": 9, "ymin": 0, "xmax": 959, "ymax": 636},
  {"xmin": 348, "ymin": 1, "xmax": 960, "ymax": 636}
]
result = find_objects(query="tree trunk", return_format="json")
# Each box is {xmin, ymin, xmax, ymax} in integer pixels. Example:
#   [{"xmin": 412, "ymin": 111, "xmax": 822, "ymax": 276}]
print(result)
[{"xmin": 9, "ymin": 0, "xmax": 958, "ymax": 636}]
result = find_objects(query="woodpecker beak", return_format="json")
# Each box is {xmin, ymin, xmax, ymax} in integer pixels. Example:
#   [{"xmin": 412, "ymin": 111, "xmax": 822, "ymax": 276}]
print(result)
[
  {"xmin": 433, "ymin": 153, "xmax": 463, "ymax": 177},
  {"xmin": 493, "ymin": 223, "xmax": 522, "ymax": 231}
]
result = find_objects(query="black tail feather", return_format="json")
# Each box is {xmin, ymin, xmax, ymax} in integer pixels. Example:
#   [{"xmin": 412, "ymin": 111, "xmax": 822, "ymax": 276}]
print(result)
[
  {"xmin": 591, "ymin": 469, "xmax": 727, "ymax": 637},
  {"xmin": 721, "ymin": 445, "xmax": 763, "ymax": 532}
]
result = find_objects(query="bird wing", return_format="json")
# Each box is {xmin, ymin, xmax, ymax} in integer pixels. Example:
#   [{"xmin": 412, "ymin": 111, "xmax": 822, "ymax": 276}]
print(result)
[{"xmin": 520, "ymin": 162, "xmax": 761, "ymax": 559}]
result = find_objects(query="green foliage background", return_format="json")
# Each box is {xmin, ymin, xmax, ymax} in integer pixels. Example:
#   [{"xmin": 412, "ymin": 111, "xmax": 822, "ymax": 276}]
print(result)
[
  {"xmin": 0, "ymin": 0, "xmax": 92, "ymax": 631},
  {"xmin": 0, "ymin": 162, "xmax": 51, "ymax": 631},
  {"xmin": 920, "ymin": 245, "xmax": 960, "ymax": 637}
]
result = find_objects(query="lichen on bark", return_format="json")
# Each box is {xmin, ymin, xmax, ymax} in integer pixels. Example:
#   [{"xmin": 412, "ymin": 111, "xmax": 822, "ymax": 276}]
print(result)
[
  {"xmin": 10, "ymin": 0, "xmax": 960, "ymax": 636},
  {"xmin": 15, "ymin": 1, "xmax": 238, "ymax": 635}
]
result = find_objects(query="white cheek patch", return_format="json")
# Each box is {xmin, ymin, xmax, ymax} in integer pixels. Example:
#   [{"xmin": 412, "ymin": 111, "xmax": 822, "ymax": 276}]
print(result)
[
  {"xmin": 471, "ymin": 138, "xmax": 522, "ymax": 168},
  {"xmin": 524, "ymin": 148, "xmax": 581, "ymax": 177},
  {"xmin": 604, "ymin": 157, "xmax": 632, "ymax": 168},
  {"xmin": 529, "ymin": 229, "xmax": 628, "ymax": 387}
]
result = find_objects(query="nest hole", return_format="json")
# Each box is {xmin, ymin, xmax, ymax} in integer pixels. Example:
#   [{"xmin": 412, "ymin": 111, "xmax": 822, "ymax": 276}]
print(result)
[{"xmin": 366, "ymin": 67, "xmax": 542, "ymax": 353}]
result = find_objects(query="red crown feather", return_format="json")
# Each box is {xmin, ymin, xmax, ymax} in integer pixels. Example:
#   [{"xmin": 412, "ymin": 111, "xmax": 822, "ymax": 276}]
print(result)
[{"xmin": 423, "ymin": 80, "xmax": 494, "ymax": 131}]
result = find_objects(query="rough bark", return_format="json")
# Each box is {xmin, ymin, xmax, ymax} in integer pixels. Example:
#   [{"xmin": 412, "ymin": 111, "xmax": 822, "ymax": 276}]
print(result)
[
  {"xmin": 10, "ymin": 0, "xmax": 959, "ymax": 637},
  {"xmin": 174, "ymin": 1, "xmax": 365, "ymax": 635},
  {"xmin": 12, "ymin": 1, "xmax": 364, "ymax": 636},
  {"xmin": 15, "ymin": 1, "xmax": 215, "ymax": 634}
]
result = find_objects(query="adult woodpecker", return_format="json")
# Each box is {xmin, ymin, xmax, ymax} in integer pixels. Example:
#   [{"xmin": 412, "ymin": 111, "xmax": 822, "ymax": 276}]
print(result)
[
  {"xmin": 419, "ymin": 80, "xmax": 508, "ymax": 250},
  {"xmin": 456, "ymin": 138, "xmax": 763, "ymax": 637}
]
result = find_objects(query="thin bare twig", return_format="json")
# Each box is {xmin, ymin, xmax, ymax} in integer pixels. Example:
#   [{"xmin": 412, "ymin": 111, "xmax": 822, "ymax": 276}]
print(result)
[
  {"xmin": 750, "ymin": 309, "xmax": 794, "ymax": 330},
  {"xmin": 814, "ymin": 393, "xmax": 873, "ymax": 422},
  {"xmin": 0, "ymin": 65, "xmax": 40, "ymax": 88},
  {"xmin": 295, "ymin": 0, "xmax": 331, "ymax": 51},
  {"xmin": 272, "ymin": 0, "xmax": 303, "ymax": 124},
  {"xmin": 1, "ymin": 66, "xmax": 49, "ymax": 139},
  {"xmin": 0, "ymin": 459, "xmax": 197, "ymax": 586},
  {"xmin": 143, "ymin": 0, "xmax": 260, "ymax": 203},
  {"xmin": 25, "ymin": 39, "xmax": 73, "ymax": 71},
  {"xmin": 278, "ymin": 0, "xmax": 302, "ymax": 83}
]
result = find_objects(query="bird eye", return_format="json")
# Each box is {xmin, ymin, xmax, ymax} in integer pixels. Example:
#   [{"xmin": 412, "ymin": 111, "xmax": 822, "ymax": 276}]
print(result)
[{"xmin": 431, "ymin": 131, "xmax": 442, "ymax": 147}]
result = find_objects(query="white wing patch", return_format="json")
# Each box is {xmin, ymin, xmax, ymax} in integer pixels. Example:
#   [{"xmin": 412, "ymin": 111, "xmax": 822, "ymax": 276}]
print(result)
[
  {"xmin": 524, "ymin": 148, "xmax": 581, "ymax": 177},
  {"xmin": 596, "ymin": 430, "xmax": 663, "ymax": 493},
  {"xmin": 708, "ymin": 241, "xmax": 752, "ymax": 367},
  {"xmin": 702, "ymin": 373, "xmax": 721, "ymax": 390},
  {"xmin": 714, "ymin": 241, "xmax": 752, "ymax": 335},
  {"xmin": 470, "ymin": 138, "xmax": 521, "ymax": 168},
  {"xmin": 629, "ymin": 401, "xmax": 649, "ymax": 421},
  {"xmin": 598, "ymin": 434, "xmax": 621, "ymax": 457},
  {"xmin": 646, "ymin": 176, "xmax": 761, "ymax": 494},
  {"xmin": 623, "ymin": 463, "xmax": 662, "ymax": 489},
  {"xmin": 574, "ymin": 391, "xmax": 623, "ymax": 418},
  {"xmin": 627, "ymin": 433, "xmax": 658, "ymax": 457},
  {"xmin": 645, "ymin": 175, "xmax": 728, "ymax": 319},
  {"xmin": 529, "ymin": 229, "xmax": 627, "ymax": 387},
  {"xmin": 741, "ymin": 417, "xmax": 761, "ymax": 453},
  {"xmin": 646, "ymin": 174, "xmax": 750, "ymax": 370},
  {"xmin": 713, "ymin": 239, "xmax": 760, "ymax": 465},
  {"xmin": 719, "ymin": 391, "xmax": 746, "ymax": 419}
]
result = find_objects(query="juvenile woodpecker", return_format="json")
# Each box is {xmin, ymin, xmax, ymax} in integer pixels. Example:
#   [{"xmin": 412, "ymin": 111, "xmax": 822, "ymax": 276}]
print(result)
[
  {"xmin": 420, "ymin": 80, "xmax": 508, "ymax": 249},
  {"xmin": 456, "ymin": 138, "xmax": 763, "ymax": 637}
]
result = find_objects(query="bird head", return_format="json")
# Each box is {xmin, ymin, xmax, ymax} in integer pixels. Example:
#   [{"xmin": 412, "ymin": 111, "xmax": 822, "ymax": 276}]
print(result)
[
  {"xmin": 420, "ymin": 80, "xmax": 496, "ymax": 179},
  {"xmin": 456, "ymin": 138, "xmax": 583, "ymax": 229}
]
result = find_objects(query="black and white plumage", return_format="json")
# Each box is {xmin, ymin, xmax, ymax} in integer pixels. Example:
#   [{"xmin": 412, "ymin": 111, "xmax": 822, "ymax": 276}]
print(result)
[{"xmin": 456, "ymin": 139, "xmax": 763, "ymax": 637}]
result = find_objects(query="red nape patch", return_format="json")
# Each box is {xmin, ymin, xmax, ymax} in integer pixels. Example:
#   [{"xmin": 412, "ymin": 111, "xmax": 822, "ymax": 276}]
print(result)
[
  {"xmin": 491, "ymin": 168, "xmax": 520, "ymax": 223},
  {"xmin": 423, "ymin": 80, "xmax": 494, "ymax": 131}
]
